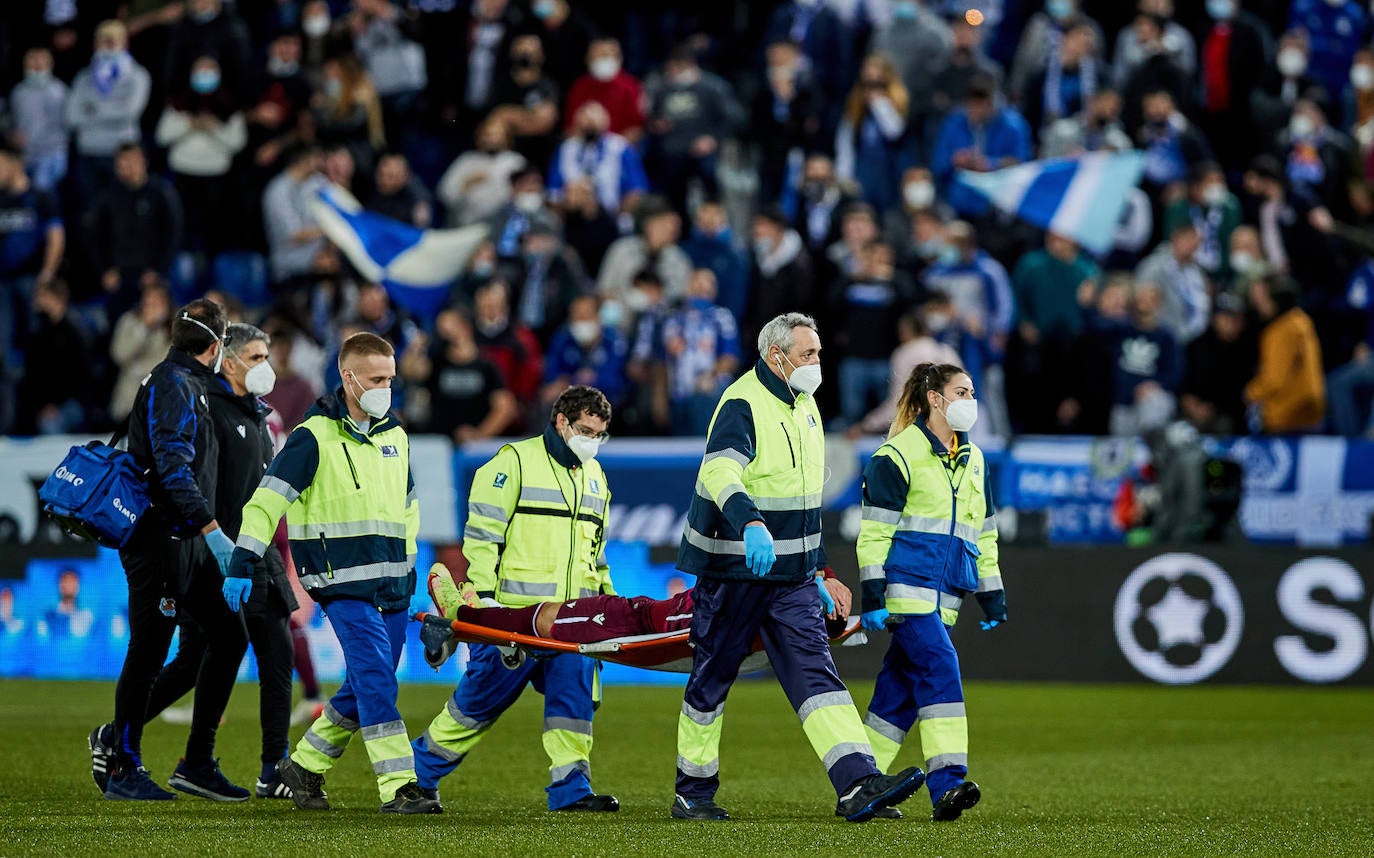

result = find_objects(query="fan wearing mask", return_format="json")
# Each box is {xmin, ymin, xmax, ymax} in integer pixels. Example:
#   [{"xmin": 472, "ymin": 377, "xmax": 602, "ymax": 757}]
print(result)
[{"xmin": 856, "ymin": 361, "xmax": 1005, "ymax": 823}]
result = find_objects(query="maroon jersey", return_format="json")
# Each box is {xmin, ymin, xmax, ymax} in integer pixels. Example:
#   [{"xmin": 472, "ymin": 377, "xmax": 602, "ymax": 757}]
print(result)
[{"xmin": 549, "ymin": 589, "xmax": 696, "ymax": 643}]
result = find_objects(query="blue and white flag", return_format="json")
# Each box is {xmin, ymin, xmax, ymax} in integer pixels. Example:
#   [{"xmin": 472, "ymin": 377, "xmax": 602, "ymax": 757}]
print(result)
[
  {"xmin": 309, "ymin": 184, "xmax": 487, "ymax": 317},
  {"xmin": 955, "ymin": 152, "xmax": 1144, "ymax": 255}
]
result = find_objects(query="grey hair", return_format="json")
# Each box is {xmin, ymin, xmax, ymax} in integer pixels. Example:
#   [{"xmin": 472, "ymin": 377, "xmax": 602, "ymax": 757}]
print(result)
[
  {"xmin": 225, "ymin": 322, "xmax": 270, "ymax": 354},
  {"xmin": 756, "ymin": 312, "xmax": 818, "ymax": 360}
]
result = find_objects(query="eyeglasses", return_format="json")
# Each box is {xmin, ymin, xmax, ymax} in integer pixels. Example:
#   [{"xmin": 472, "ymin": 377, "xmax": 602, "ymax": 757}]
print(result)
[{"xmin": 571, "ymin": 422, "xmax": 610, "ymax": 444}]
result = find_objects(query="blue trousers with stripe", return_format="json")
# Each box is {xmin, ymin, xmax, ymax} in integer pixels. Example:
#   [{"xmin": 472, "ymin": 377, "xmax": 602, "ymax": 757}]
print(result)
[{"xmin": 321, "ymin": 599, "xmax": 409, "ymax": 738}]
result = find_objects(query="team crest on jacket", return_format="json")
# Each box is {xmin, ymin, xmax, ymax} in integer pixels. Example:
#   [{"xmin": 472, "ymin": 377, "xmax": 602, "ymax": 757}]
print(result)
[
  {"xmin": 589, "ymin": 479, "xmax": 601, "ymax": 494},
  {"xmin": 493, "ymin": 472, "xmax": 508, "ymax": 488},
  {"xmin": 807, "ymin": 414, "xmax": 816, "ymax": 427},
  {"xmin": 236, "ymin": 425, "xmax": 246, "ymax": 438},
  {"xmin": 380, "ymin": 445, "xmax": 399, "ymax": 458}
]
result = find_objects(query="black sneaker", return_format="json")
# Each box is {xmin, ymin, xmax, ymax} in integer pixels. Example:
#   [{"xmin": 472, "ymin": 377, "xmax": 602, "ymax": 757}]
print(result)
[
  {"xmin": 555, "ymin": 794, "xmax": 619, "ymax": 812},
  {"xmin": 380, "ymin": 781, "xmax": 443, "ymax": 814},
  {"xmin": 255, "ymin": 771, "xmax": 294, "ymax": 799},
  {"xmin": 873, "ymin": 807, "xmax": 903, "ymax": 819},
  {"xmin": 276, "ymin": 757, "xmax": 330, "ymax": 810},
  {"xmin": 168, "ymin": 758, "xmax": 250, "ymax": 802},
  {"xmin": 419, "ymin": 787, "xmax": 440, "ymax": 802},
  {"xmin": 104, "ymin": 766, "xmax": 177, "ymax": 801},
  {"xmin": 670, "ymin": 794, "xmax": 730, "ymax": 820},
  {"xmin": 931, "ymin": 780, "xmax": 981, "ymax": 822},
  {"xmin": 836, "ymin": 766, "xmax": 927, "ymax": 823},
  {"xmin": 88, "ymin": 723, "xmax": 115, "ymax": 794}
]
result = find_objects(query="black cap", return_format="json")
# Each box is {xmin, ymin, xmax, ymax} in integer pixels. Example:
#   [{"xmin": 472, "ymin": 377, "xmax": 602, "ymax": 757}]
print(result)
[{"xmin": 1214, "ymin": 292, "xmax": 1245, "ymax": 315}]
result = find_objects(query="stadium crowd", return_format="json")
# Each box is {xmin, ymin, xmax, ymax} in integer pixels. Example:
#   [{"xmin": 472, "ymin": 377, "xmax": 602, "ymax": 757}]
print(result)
[{"xmin": 1, "ymin": 0, "xmax": 1373, "ymax": 442}]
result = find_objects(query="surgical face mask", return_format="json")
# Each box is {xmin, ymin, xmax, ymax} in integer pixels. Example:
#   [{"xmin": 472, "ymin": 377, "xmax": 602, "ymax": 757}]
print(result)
[
  {"xmin": 324, "ymin": 78, "xmax": 342, "ymax": 98},
  {"xmin": 243, "ymin": 360, "xmax": 277, "ymax": 396},
  {"xmin": 1229, "ymin": 250, "xmax": 1256, "ymax": 274},
  {"xmin": 1277, "ymin": 48, "xmax": 1307, "ymax": 78},
  {"xmin": 562, "ymin": 425, "xmax": 602, "ymax": 464},
  {"xmin": 267, "ymin": 56, "xmax": 299, "ymax": 77},
  {"xmin": 903, "ymin": 180, "xmax": 936, "ymax": 210},
  {"xmin": 303, "ymin": 14, "xmax": 330, "ymax": 38},
  {"xmin": 938, "ymin": 393, "xmax": 978, "ymax": 432},
  {"xmin": 1352, "ymin": 64, "xmax": 1374, "ymax": 91},
  {"xmin": 925, "ymin": 312, "xmax": 952, "ymax": 333},
  {"xmin": 534, "ymin": 0, "xmax": 557, "ymax": 18},
  {"xmin": 191, "ymin": 69, "xmax": 221, "ymax": 94},
  {"xmin": 25, "ymin": 69, "xmax": 52, "ymax": 85},
  {"xmin": 472, "ymin": 260, "xmax": 494, "ymax": 279},
  {"xmin": 892, "ymin": 1, "xmax": 919, "ymax": 21},
  {"xmin": 754, "ymin": 237, "xmax": 775, "ymax": 259},
  {"xmin": 776, "ymin": 352, "xmax": 822, "ymax": 395},
  {"xmin": 347, "ymin": 372, "xmax": 391, "ymax": 418},
  {"xmin": 477, "ymin": 317, "xmax": 507, "ymax": 337},
  {"xmin": 94, "ymin": 49, "xmax": 121, "ymax": 64},
  {"xmin": 514, "ymin": 191, "xmax": 544, "ymax": 214},
  {"xmin": 1202, "ymin": 183, "xmax": 1227, "ymax": 207},
  {"xmin": 1207, "ymin": 0, "xmax": 1236, "ymax": 20},
  {"xmin": 599, "ymin": 299, "xmax": 626, "ymax": 329},
  {"xmin": 1290, "ymin": 114, "xmax": 1316, "ymax": 139},
  {"xmin": 625, "ymin": 287, "xmax": 652, "ymax": 312},
  {"xmin": 1046, "ymin": 0, "xmax": 1074, "ymax": 21},
  {"xmin": 570, "ymin": 320, "xmax": 601, "ymax": 345},
  {"xmin": 590, "ymin": 57, "xmax": 620, "ymax": 82},
  {"xmin": 212, "ymin": 344, "xmax": 225, "ymax": 374},
  {"xmin": 937, "ymin": 245, "xmax": 962, "ymax": 267}
]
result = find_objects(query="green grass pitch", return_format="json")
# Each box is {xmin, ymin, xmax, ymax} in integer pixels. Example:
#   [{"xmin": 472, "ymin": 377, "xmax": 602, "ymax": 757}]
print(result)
[{"xmin": 0, "ymin": 679, "xmax": 1371, "ymax": 856}]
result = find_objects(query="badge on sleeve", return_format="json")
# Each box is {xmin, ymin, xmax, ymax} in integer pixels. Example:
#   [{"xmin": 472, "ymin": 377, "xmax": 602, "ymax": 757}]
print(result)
[
  {"xmin": 493, "ymin": 472, "xmax": 508, "ymax": 488},
  {"xmin": 589, "ymin": 479, "xmax": 601, "ymax": 495},
  {"xmin": 380, "ymin": 445, "xmax": 399, "ymax": 458}
]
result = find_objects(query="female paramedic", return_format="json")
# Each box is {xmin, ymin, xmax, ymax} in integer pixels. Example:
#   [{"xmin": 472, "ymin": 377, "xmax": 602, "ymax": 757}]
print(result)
[{"xmin": 855, "ymin": 362, "xmax": 1007, "ymax": 822}]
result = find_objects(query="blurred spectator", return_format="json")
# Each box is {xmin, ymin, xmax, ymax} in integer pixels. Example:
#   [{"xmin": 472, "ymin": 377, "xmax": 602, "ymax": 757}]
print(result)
[
  {"xmin": 746, "ymin": 206, "xmax": 815, "ymax": 345},
  {"xmin": 323, "ymin": 144, "xmax": 359, "ymax": 197},
  {"xmin": 8, "ymin": 47, "xmax": 69, "ymax": 193},
  {"xmin": 1163, "ymin": 162, "xmax": 1242, "ymax": 279},
  {"xmin": 1135, "ymin": 222, "xmax": 1210, "ymax": 343},
  {"xmin": 349, "ymin": 0, "xmax": 427, "ymax": 141},
  {"xmin": 1021, "ymin": 18, "xmax": 1100, "ymax": 138},
  {"xmin": 109, "ymin": 283, "xmax": 173, "ymax": 422},
  {"xmin": 18, "ymin": 280, "xmax": 90, "ymax": 435},
  {"xmin": 1112, "ymin": 0, "xmax": 1196, "ymax": 87},
  {"xmin": 795, "ymin": 154, "xmax": 857, "ymax": 256},
  {"xmin": 349, "ymin": 282, "xmax": 418, "ymax": 354},
  {"xmin": 1136, "ymin": 88, "xmax": 1212, "ymax": 192},
  {"xmin": 1279, "ymin": 98, "xmax": 1356, "ymax": 219},
  {"xmin": 624, "ymin": 270, "xmax": 672, "ymax": 432},
  {"xmin": 0, "ymin": 141, "xmax": 63, "ymax": 415},
  {"xmin": 531, "ymin": 0, "xmax": 596, "ymax": 87},
  {"xmin": 1197, "ymin": 0, "xmax": 1271, "ymax": 170},
  {"xmin": 312, "ymin": 55, "xmax": 386, "ymax": 172},
  {"xmin": 851, "ymin": 307, "xmax": 963, "ymax": 437},
  {"xmin": 489, "ymin": 166, "xmax": 559, "ymax": 260},
  {"xmin": 1072, "ymin": 277, "xmax": 1132, "ymax": 434},
  {"xmin": 1325, "ymin": 260, "xmax": 1374, "ymax": 437},
  {"xmin": 825, "ymin": 203, "xmax": 880, "ymax": 281},
  {"xmin": 765, "ymin": 0, "xmax": 860, "ymax": 134},
  {"xmin": 488, "ymin": 34, "xmax": 561, "ymax": 169},
  {"xmin": 644, "ymin": 43, "xmax": 745, "ymax": 216},
  {"xmin": 547, "ymin": 101, "xmax": 649, "ymax": 218},
  {"xmin": 681, "ymin": 199, "xmax": 750, "ymax": 327},
  {"xmin": 367, "ymin": 151, "xmax": 432, "ymax": 228},
  {"xmin": 1041, "ymin": 87, "xmax": 1134, "ymax": 158},
  {"xmin": 1241, "ymin": 154, "xmax": 1347, "ymax": 297},
  {"xmin": 564, "ymin": 38, "xmax": 646, "ymax": 141},
  {"xmin": 884, "ymin": 166, "xmax": 944, "ymax": 251},
  {"xmin": 1245, "ymin": 274, "xmax": 1325, "ymax": 433},
  {"xmin": 513, "ymin": 222, "xmax": 589, "ymax": 342},
  {"xmin": 460, "ymin": 0, "xmax": 528, "ymax": 123},
  {"xmin": 929, "ymin": 15, "xmax": 1004, "ymax": 124},
  {"xmin": 1254, "ymin": 29, "xmax": 1324, "ymax": 136},
  {"xmin": 932, "ymin": 74, "xmax": 1032, "ymax": 215},
  {"xmin": 835, "ymin": 54, "xmax": 912, "ymax": 214},
  {"xmin": 404, "ymin": 307, "xmax": 516, "ymax": 442},
  {"xmin": 1224, "ymin": 224, "xmax": 1269, "ymax": 287},
  {"xmin": 165, "ymin": 0, "xmax": 254, "ymax": 109},
  {"xmin": 871, "ymin": 0, "xmax": 952, "ymax": 155},
  {"xmin": 261, "ymin": 320, "xmax": 323, "ymax": 431},
  {"xmin": 42, "ymin": 569, "xmax": 94, "ymax": 639},
  {"xmin": 246, "ymin": 32, "xmax": 312, "ymax": 177},
  {"xmin": 598, "ymin": 196, "xmax": 691, "ymax": 304},
  {"xmin": 1180, "ymin": 292, "xmax": 1257, "ymax": 435},
  {"xmin": 1105, "ymin": 282, "xmax": 1182, "ymax": 436},
  {"xmin": 751, "ymin": 40, "xmax": 823, "ymax": 204},
  {"xmin": 66, "ymin": 21, "xmax": 151, "ymax": 206},
  {"xmin": 831, "ymin": 240, "xmax": 922, "ymax": 427},
  {"xmin": 89, "ymin": 143, "xmax": 182, "ymax": 320},
  {"xmin": 542, "ymin": 293, "xmax": 629, "ymax": 409},
  {"xmin": 561, "ymin": 178, "xmax": 620, "ymax": 275},
  {"xmin": 1009, "ymin": 1, "xmax": 1105, "ymax": 100},
  {"xmin": 154, "ymin": 55, "xmax": 248, "ymax": 255},
  {"xmin": 438, "ymin": 118, "xmax": 526, "ymax": 227},
  {"xmin": 661, "ymin": 269, "xmax": 740, "ymax": 435},
  {"xmin": 898, "ymin": 207, "xmax": 950, "ymax": 280},
  {"xmin": 262, "ymin": 145, "xmax": 325, "ymax": 285},
  {"xmin": 1118, "ymin": 11, "xmax": 1194, "ymax": 131},
  {"xmin": 1288, "ymin": 0, "xmax": 1368, "ymax": 100},
  {"xmin": 1345, "ymin": 49, "xmax": 1374, "ymax": 170},
  {"xmin": 473, "ymin": 279, "xmax": 544, "ymax": 415}
]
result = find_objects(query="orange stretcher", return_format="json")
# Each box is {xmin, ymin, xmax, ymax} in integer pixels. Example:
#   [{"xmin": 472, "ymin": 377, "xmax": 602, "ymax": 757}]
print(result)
[{"xmin": 415, "ymin": 613, "xmax": 867, "ymax": 673}]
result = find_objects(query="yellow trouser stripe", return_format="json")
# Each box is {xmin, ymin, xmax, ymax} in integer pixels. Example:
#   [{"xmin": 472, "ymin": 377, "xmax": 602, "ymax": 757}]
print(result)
[
  {"xmin": 799, "ymin": 699, "xmax": 873, "ymax": 772},
  {"xmin": 544, "ymin": 728, "xmax": 593, "ymax": 782},
  {"xmin": 419, "ymin": 699, "xmax": 491, "ymax": 763},
  {"xmin": 676, "ymin": 711, "xmax": 723, "ymax": 777},
  {"xmin": 886, "ymin": 597, "xmax": 960, "ymax": 625},
  {"xmin": 918, "ymin": 713, "xmax": 968, "ymax": 771},
  {"xmin": 292, "ymin": 708, "xmax": 355, "ymax": 774},
  {"xmin": 363, "ymin": 730, "xmax": 416, "ymax": 801}
]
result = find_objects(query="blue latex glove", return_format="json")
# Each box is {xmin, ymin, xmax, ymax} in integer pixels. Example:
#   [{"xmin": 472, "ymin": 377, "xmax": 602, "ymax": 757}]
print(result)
[
  {"xmin": 205, "ymin": 527, "xmax": 236, "ymax": 576},
  {"xmin": 222, "ymin": 578, "xmax": 252, "ymax": 612},
  {"xmin": 815, "ymin": 575, "xmax": 835, "ymax": 616},
  {"xmin": 861, "ymin": 608, "xmax": 890, "ymax": 631},
  {"xmin": 742, "ymin": 524, "xmax": 775, "ymax": 577},
  {"xmin": 980, "ymin": 619, "xmax": 1002, "ymax": 631},
  {"xmin": 409, "ymin": 589, "xmax": 433, "ymax": 620}
]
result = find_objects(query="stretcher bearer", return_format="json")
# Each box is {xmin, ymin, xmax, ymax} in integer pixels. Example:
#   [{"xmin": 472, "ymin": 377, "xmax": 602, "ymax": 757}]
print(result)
[
  {"xmin": 411, "ymin": 386, "xmax": 620, "ymax": 813},
  {"xmin": 672, "ymin": 313, "xmax": 927, "ymax": 824},
  {"xmin": 857, "ymin": 362, "xmax": 1007, "ymax": 822},
  {"xmin": 226, "ymin": 332, "xmax": 437, "ymax": 814}
]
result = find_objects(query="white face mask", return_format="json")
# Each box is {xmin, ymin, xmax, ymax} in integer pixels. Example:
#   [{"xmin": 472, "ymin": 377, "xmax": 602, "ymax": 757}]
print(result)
[
  {"xmin": 212, "ymin": 343, "xmax": 224, "ymax": 374},
  {"xmin": 1202, "ymin": 183, "xmax": 1227, "ymax": 207},
  {"xmin": 1229, "ymin": 250, "xmax": 1256, "ymax": 274},
  {"xmin": 570, "ymin": 320, "xmax": 601, "ymax": 345},
  {"xmin": 243, "ymin": 360, "xmax": 277, "ymax": 397},
  {"xmin": 1277, "ymin": 48, "xmax": 1307, "ymax": 78},
  {"xmin": 303, "ymin": 14, "xmax": 330, "ymax": 38},
  {"xmin": 1290, "ymin": 114, "xmax": 1316, "ymax": 139},
  {"xmin": 938, "ymin": 393, "xmax": 979, "ymax": 432},
  {"xmin": 514, "ymin": 191, "xmax": 544, "ymax": 214},
  {"xmin": 903, "ymin": 180, "xmax": 936, "ymax": 210},
  {"xmin": 347, "ymin": 372, "xmax": 391, "ymax": 419},
  {"xmin": 776, "ymin": 352, "xmax": 822, "ymax": 395},
  {"xmin": 590, "ymin": 57, "xmax": 620, "ymax": 82},
  {"xmin": 1353, "ymin": 64, "xmax": 1374, "ymax": 91},
  {"xmin": 563, "ymin": 425, "xmax": 602, "ymax": 464}
]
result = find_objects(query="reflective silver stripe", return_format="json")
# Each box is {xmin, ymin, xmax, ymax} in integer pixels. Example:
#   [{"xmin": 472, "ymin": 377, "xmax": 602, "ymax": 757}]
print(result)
[
  {"xmin": 287, "ymin": 519, "xmax": 406, "ymax": 541},
  {"xmin": 361, "ymin": 719, "xmax": 408, "ymax": 741},
  {"xmin": 712, "ymin": 481, "xmax": 747, "ymax": 510},
  {"xmin": 406, "ymin": 487, "xmax": 417, "ymax": 504},
  {"xmin": 520, "ymin": 487, "xmax": 566, "ymax": 504},
  {"xmin": 953, "ymin": 522, "xmax": 980, "ymax": 543},
  {"xmin": 981, "ymin": 514, "xmax": 998, "ymax": 534},
  {"xmin": 754, "ymin": 492, "xmax": 823, "ymax": 511},
  {"xmin": 977, "ymin": 575, "xmax": 1003, "ymax": 593},
  {"xmin": 235, "ymin": 533, "xmax": 268, "ymax": 556},
  {"xmin": 864, "ymin": 712, "xmax": 907, "ymax": 745},
  {"xmin": 681, "ymin": 701, "xmax": 724, "ymax": 727},
  {"xmin": 676, "ymin": 756, "xmax": 719, "ymax": 778},
  {"xmin": 499, "ymin": 579, "xmax": 558, "ymax": 597},
  {"xmin": 468, "ymin": 502, "xmax": 508, "ymax": 523},
  {"xmin": 580, "ymin": 495, "xmax": 607, "ymax": 515},
  {"xmin": 703, "ymin": 448, "xmax": 750, "ymax": 468},
  {"xmin": 420, "ymin": 729, "xmax": 464, "ymax": 763},
  {"xmin": 926, "ymin": 753, "xmax": 969, "ymax": 771},
  {"xmin": 304, "ymin": 729, "xmax": 345, "ymax": 759},
  {"xmin": 861, "ymin": 506, "xmax": 902, "ymax": 525},
  {"xmin": 298, "ymin": 560, "xmax": 410, "ymax": 589},
  {"xmin": 859, "ymin": 565, "xmax": 886, "ymax": 583},
  {"xmin": 544, "ymin": 717, "xmax": 592, "ymax": 735},
  {"xmin": 446, "ymin": 698, "xmax": 489, "ymax": 731},
  {"xmin": 822, "ymin": 742, "xmax": 873, "ymax": 771},
  {"xmin": 887, "ymin": 584, "xmax": 940, "ymax": 604},
  {"xmin": 579, "ymin": 588, "xmax": 598, "ymax": 599},
  {"xmin": 683, "ymin": 525, "xmax": 822, "ymax": 557},
  {"xmin": 550, "ymin": 760, "xmax": 590, "ymax": 782},
  {"xmin": 260, "ymin": 475, "xmax": 300, "ymax": 503},
  {"xmin": 463, "ymin": 524, "xmax": 505, "ymax": 544},
  {"xmin": 940, "ymin": 592, "xmax": 963, "ymax": 612},
  {"xmin": 373, "ymin": 755, "xmax": 415, "ymax": 775},
  {"xmin": 324, "ymin": 702, "xmax": 359, "ymax": 732},
  {"xmin": 917, "ymin": 702, "xmax": 967, "ymax": 721},
  {"xmin": 796, "ymin": 690, "xmax": 854, "ymax": 723}
]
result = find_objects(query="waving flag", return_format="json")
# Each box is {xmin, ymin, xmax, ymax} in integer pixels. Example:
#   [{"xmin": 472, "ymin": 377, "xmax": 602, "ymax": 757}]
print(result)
[
  {"xmin": 309, "ymin": 184, "xmax": 487, "ymax": 317},
  {"xmin": 954, "ymin": 152, "xmax": 1144, "ymax": 255}
]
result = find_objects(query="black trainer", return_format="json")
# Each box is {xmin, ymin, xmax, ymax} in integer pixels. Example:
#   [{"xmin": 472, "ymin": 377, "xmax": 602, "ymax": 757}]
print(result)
[
  {"xmin": 380, "ymin": 781, "xmax": 443, "ymax": 814},
  {"xmin": 88, "ymin": 723, "xmax": 115, "ymax": 793},
  {"xmin": 104, "ymin": 766, "xmax": 178, "ymax": 801},
  {"xmin": 168, "ymin": 758, "xmax": 250, "ymax": 802},
  {"xmin": 836, "ymin": 766, "xmax": 927, "ymax": 823},
  {"xmin": 931, "ymin": 780, "xmax": 981, "ymax": 822},
  {"xmin": 276, "ymin": 758, "xmax": 330, "ymax": 810},
  {"xmin": 873, "ymin": 807, "xmax": 903, "ymax": 819},
  {"xmin": 671, "ymin": 794, "xmax": 730, "ymax": 820},
  {"xmin": 419, "ymin": 787, "xmax": 440, "ymax": 801},
  {"xmin": 255, "ymin": 771, "xmax": 293, "ymax": 799},
  {"xmin": 556, "ymin": 794, "xmax": 620, "ymax": 812}
]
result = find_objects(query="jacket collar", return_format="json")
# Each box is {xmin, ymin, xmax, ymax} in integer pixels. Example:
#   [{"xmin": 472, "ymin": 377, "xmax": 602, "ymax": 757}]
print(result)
[
  {"xmin": 306, "ymin": 387, "xmax": 396, "ymax": 442},
  {"xmin": 210, "ymin": 375, "xmax": 270, "ymax": 420},
  {"xmin": 916, "ymin": 414, "xmax": 968, "ymax": 462},
  {"xmin": 754, "ymin": 358, "xmax": 802, "ymax": 407},
  {"xmin": 167, "ymin": 347, "xmax": 216, "ymax": 379},
  {"xmin": 542, "ymin": 421, "xmax": 583, "ymax": 470}
]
